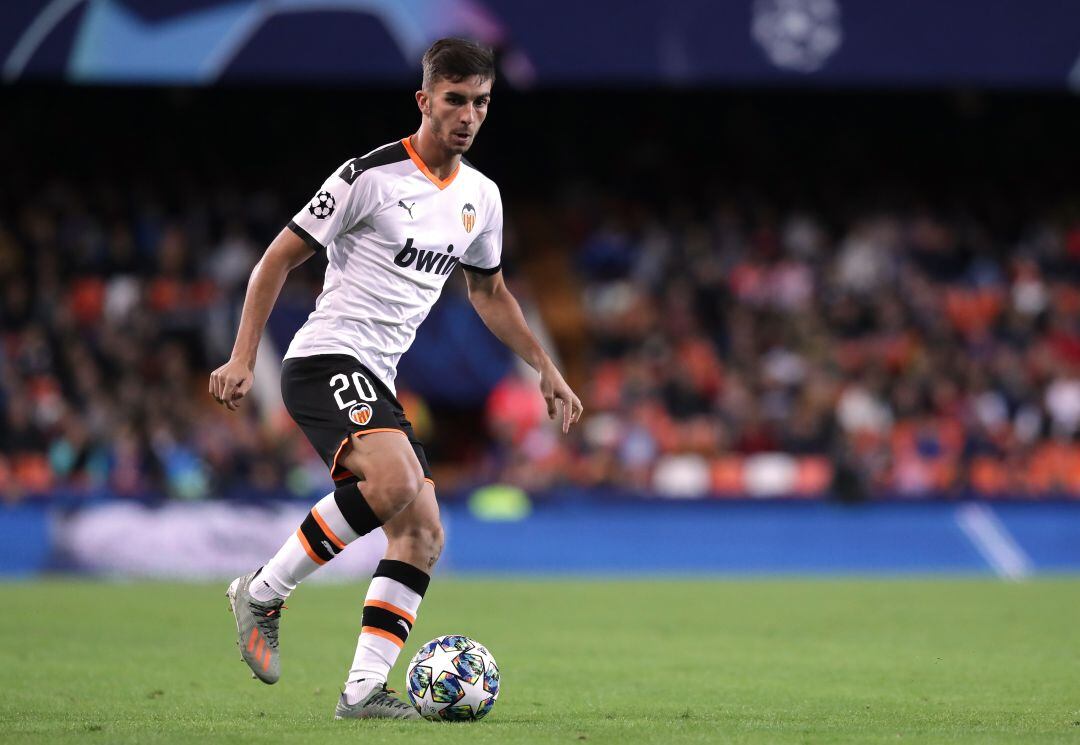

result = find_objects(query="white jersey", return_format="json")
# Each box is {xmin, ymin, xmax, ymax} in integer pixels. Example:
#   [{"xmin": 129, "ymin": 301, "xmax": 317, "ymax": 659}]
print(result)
[{"xmin": 283, "ymin": 138, "xmax": 503, "ymax": 393}]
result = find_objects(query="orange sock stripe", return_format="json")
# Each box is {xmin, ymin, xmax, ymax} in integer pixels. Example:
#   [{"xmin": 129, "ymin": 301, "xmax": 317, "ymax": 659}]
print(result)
[
  {"xmin": 364, "ymin": 599, "xmax": 416, "ymax": 625},
  {"xmin": 311, "ymin": 506, "xmax": 346, "ymax": 550},
  {"xmin": 296, "ymin": 528, "xmax": 327, "ymax": 565},
  {"xmin": 361, "ymin": 625, "xmax": 405, "ymax": 648}
]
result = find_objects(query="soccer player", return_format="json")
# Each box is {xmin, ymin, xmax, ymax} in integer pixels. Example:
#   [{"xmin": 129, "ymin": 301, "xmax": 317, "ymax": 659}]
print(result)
[{"xmin": 209, "ymin": 38, "xmax": 582, "ymax": 720}]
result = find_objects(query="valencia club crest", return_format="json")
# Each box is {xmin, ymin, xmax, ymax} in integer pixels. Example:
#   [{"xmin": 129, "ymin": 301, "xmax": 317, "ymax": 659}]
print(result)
[{"xmin": 461, "ymin": 203, "xmax": 476, "ymax": 233}]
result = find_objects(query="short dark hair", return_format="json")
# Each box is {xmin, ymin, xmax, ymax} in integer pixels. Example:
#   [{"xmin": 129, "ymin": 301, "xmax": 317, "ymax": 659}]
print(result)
[{"xmin": 421, "ymin": 38, "xmax": 495, "ymax": 89}]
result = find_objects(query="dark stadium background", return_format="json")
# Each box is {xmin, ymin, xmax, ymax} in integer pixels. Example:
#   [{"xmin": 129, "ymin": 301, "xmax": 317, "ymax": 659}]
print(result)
[{"xmin": 2, "ymin": 0, "xmax": 1080, "ymax": 576}]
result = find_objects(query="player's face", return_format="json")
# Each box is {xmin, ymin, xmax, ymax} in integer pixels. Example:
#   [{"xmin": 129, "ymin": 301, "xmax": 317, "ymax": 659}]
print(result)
[{"xmin": 419, "ymin": 76, "xmax": 491, "ymax": 154}]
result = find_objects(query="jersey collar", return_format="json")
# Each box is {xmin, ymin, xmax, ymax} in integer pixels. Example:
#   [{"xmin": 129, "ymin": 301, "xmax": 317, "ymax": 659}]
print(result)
[{"xmin": 401, "ymin": 136, "xmax": 460, "ymax": 190}]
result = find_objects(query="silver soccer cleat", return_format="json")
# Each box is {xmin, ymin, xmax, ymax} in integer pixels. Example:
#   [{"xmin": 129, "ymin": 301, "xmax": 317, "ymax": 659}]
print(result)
[
  {"xmin": 225, "ymin": 570, "xmax": 285, "ymax": 684},
  {"xmin": 334, "ymin": 683, "xmax": 422, "ymax": 720}
]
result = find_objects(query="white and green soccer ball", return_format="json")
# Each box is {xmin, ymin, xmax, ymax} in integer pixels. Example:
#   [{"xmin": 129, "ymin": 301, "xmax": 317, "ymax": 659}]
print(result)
[{"xmin": 405, "ymin": 635, "xmax": 500, "ymax": 721}]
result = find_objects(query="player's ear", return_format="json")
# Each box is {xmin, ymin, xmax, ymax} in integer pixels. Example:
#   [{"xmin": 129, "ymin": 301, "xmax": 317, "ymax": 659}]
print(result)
[{"xmin": 415, "ymin": 89, "xmax": 430, "ymax": 116}]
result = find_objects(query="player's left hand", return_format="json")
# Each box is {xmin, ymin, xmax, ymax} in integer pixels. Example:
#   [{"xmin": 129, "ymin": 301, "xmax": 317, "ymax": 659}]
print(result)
[{"xmin": 539, "ymin": 364, "xmax": 583, "ymax": 434}]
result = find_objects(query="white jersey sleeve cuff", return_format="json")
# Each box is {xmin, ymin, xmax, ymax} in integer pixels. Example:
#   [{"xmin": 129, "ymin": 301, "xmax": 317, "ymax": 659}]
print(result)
[
  {"xmin": 460, "ymin": 262, "xmax": 501, "ymax": 276},
  {"xmin": 288, "ymin": 219, "xmax": 326, "ymax": 252}
]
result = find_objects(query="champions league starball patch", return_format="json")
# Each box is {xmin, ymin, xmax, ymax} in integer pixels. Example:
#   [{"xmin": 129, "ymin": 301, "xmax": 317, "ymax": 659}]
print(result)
[{"xmin": 309, "ymin": 191, "xmax": 336, "ymax": 219}]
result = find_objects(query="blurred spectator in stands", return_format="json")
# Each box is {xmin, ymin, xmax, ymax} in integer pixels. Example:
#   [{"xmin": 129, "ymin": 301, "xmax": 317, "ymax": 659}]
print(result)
[{"xmin": 5, "ymin": 166, "xmax": 1080, "ymax": 502}]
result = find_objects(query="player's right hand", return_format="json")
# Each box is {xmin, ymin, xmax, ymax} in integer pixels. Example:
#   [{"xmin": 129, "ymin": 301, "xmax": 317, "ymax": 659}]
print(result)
[{"xmin": 209, "ymin": 359, "xmax": 254, "ymax": 411}]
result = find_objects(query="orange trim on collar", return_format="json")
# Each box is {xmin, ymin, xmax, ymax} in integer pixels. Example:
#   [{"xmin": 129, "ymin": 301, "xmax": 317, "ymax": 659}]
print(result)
[{"xmin": 401, "ymin": 136, "xmax": 460, "ymax": 190}]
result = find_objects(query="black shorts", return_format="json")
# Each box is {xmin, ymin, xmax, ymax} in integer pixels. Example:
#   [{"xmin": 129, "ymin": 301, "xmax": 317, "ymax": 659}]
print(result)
[{"xmin": 280, "ymin": 354, "xmax": 432, "ymax": 484}]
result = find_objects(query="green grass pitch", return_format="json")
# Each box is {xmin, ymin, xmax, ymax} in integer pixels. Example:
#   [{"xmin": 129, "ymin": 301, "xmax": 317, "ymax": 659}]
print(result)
[{"xmin": 2, "ymin": 578, "xmax": 1078, "ymax": 743}]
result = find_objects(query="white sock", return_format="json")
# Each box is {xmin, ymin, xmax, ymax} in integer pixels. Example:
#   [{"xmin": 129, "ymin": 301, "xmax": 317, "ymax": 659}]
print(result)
[
  {"xmin": 254, "ymin": 487, "xmax": 379, "ymax": 600},
  {"xmin": 345, "ymin": 561, "xmax": 429, "ymax": 693},
  {"xmin": 248, "ymin": 569, "xmax": 286, "ymax": 602},
  {"xmin": 252, "ymin": 483, "xmax": 384, "ymax": 600},
  {"xmin": 258, "ymin": 533, "xmax": 318, "ymax": 598},
  {"xmin": 343, "ymin": 678, "xmax": 382, "ymax": 705}
]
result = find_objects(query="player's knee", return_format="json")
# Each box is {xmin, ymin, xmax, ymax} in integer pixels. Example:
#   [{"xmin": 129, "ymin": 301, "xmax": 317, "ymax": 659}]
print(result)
[
  {"xmin": 368, "ymin": 466, "xmax": 424, "ymax": 516},
  {"xmin": 386, "ymin": 515, "xmax": 444, "ymax": 556},
  {"xmin": 424, "ymin": 519, "xmax": 445, "ymax": 556},
  {"xmin": 417, "ymin": 520, "xmax": 445, "ymax": 566}
]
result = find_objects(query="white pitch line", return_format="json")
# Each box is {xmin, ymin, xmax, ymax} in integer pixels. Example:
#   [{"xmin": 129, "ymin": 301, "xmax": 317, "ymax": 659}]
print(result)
[{"xmin": 955, "ymin": 502, "xmax": 1033, "ymax": 581}]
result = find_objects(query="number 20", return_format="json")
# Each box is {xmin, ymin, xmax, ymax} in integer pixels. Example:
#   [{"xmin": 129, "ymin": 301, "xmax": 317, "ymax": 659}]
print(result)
[{"xmin": 330, "ymin": 372, "xmax": 377, "ymax": 408}]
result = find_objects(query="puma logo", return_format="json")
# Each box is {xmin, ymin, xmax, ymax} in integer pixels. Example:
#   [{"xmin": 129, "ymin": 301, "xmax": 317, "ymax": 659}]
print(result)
[
  {"xmin": 338, "ymin": 158, "xmax": 365, "ymax": 184},
  {"xmin": 397, "ymin": 200, "xmax": 416, "ymax": 219},
  {"xmin": 397, "ymin": 618, "xmax": 411, "ymax": 634}
]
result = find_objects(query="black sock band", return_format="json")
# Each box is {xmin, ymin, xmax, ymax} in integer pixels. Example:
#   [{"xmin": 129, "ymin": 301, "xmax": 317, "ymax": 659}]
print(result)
[
  {"xmin": 299, "ymin": 511, "xmax": 340, "ymax": 562},
  {"xmin": 373, "ymin": 559, "xmax": 431, "ymax": 597},
  {"xmin": 361, "ymin": 604, "xmax": 412, "ymax": 643},
  {"xmin": 333, "ymin": 484, "xmax": 383, "ymax": 536}
]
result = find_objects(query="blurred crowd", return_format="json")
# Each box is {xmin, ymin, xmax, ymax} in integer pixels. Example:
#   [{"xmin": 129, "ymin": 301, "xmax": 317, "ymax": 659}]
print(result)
[
  {"xmin": 484, "ymin": 196, "xmax": 1080, "ymax": 499},
  {"xmin": 0, "ymin": 179, "xmax": 332, "ymax": 502},
  {"xmin": 4, "ymin": 176, "xmax": 1080, "ymax": 501}
]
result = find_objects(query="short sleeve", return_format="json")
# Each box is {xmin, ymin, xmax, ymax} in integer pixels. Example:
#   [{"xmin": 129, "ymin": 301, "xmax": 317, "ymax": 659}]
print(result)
[
  {"xmin": 287, "ymin": 159, "xmax": 378, "ymax": 251},
  {"xmin": 460, "ymin": 184, "xmax": 503, "ymax": 275}
]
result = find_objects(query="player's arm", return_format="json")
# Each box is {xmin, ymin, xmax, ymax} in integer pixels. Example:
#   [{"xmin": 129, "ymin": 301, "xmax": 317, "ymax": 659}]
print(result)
[
  {"xmin": 464, "ymin": 269, "xmax": 583, "ymax": 433},
  {"xmin": 209, "ymin": 227, "xmax": 314, "ymax": 411}
]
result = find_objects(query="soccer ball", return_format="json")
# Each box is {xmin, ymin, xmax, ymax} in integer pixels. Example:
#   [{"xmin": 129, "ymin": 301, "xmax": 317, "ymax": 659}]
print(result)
[
  {"xmin": 405, "ymin": 635, "xmax": 500, "ymax": 721},
  {"xmin": 308, "ymin": 190, "xmax": 335, "ymax": 219}
]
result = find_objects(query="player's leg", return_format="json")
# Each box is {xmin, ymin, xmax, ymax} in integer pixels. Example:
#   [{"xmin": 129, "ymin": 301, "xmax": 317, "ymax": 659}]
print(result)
[
  {"xmin": 252, "ymin": 431, "xmax": 422, "ymax": 601},
  {"xmin": 349, "ymin": 482, "xmax": 442, "ymax": 682},
  {"xmin": 230, "ymin": 431, "xmax": 424, "ymax": 684},
  {"xmin": 337, "ymin": 480, "xmax": 441, "ymax": 720}
]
